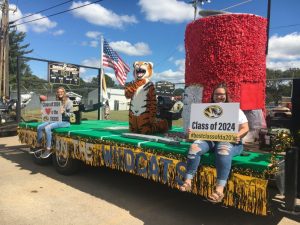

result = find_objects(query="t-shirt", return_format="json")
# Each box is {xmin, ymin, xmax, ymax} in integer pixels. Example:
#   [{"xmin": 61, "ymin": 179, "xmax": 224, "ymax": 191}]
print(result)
[
  {"xmin": 239, "ymin": 109, "xmax": 248, "ymax": 124},
  {"xmin": 62, "ymin": 98, "xmax": 73, "ymax": 122}
]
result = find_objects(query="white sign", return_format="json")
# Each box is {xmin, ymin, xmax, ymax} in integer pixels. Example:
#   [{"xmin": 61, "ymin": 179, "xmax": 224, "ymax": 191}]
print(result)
[
  {"xmin": 41, "ymin": 101, "xmax": 62, "ymax": 122},
  {"xmin": 189, "ymin": 103, "xmax": 239, "ymax": 142}
]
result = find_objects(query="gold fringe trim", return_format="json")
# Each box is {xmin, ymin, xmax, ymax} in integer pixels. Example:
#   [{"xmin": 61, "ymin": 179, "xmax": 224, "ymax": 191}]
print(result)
[
  {"xmin": 225, "ymin": 173, "xmax": 268, "ymax": 215},
  {"xmin": 191, "ymin": 167, "xmax": 268, "ymax": 216}
]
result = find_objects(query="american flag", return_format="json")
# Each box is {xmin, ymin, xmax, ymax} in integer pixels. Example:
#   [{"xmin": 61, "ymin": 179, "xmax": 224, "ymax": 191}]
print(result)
[{"xmin": 102, "ymin": 39, "xmax": 130, "ymax": 86}]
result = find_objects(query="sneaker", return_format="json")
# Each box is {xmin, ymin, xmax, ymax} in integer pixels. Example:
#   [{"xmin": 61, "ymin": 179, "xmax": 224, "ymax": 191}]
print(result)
[
  {"xmin": 28, "ymin": 147, "xmax": 43, "ymax": 155},
  {"xmin": 40, "ymin": 149, "xmax": 53, "ymax": 159}
]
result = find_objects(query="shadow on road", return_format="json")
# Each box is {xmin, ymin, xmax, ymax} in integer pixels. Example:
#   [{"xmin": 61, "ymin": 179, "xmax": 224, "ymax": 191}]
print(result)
[{"xmin": 0, "ymin": 143, "xmax": 299, "ymax": 225}]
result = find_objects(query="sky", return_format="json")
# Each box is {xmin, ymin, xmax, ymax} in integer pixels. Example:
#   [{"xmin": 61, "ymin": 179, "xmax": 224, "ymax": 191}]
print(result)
[{"xmin": 3, "ymin": 0, "xmax": 300, "ymax": 85}]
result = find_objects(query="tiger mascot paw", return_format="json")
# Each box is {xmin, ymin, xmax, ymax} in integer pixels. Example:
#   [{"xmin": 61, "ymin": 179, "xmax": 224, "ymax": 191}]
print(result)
[{"xmin": 125, "ymin": 61, "xmax": 169, "ymax": 134}]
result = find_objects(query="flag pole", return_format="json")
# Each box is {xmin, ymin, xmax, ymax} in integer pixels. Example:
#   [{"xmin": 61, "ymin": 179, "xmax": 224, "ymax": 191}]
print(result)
[{"xmin": 98, "ymin": 35, "xmax": 104, "ymax": 120}]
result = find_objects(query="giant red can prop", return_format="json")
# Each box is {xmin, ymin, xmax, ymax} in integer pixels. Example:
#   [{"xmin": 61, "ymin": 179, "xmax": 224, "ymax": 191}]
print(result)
[{"xmin": 185, "ymin": 13, "xmax": 267, "ymax": 110}]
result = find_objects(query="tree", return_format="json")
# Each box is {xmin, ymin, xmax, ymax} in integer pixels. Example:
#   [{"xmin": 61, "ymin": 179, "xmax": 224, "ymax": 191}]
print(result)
[
  {"xmin": 9, "ymin": 30, "xmax": 33, "ymax": 77},
  {"xmin": 90, "ymin": 74, "xmax": 116, "ymax": 87},
  {"xmin": 104, "ymin": 74, "xmax": 116, "ymax": 87},
  {"xmin": 173, "ymin": 88, "xmax": 184, "ymax": 96},
  {"xmin": 266, "ymin": 69, "xmax": 292, "ymax": 105}
]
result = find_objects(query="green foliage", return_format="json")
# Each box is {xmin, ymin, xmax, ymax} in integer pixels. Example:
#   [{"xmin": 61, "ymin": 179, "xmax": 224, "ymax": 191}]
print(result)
[
  {"xmin": 90, "ymin": 74, "xmax": 116, "ymax": 87},
  {"xmin": 105, "ymin": 74, "xmax": 116, "ymax": 87},
  {"xmin": 173, "ymin": 88, "xmax": 184, "ymax": 96},
  {"xmin": 266, "ymin": 68, "xmax": 300, "ymax": 105},
  {"xmin": 9, "ymin": 30, "xmax": 33, "ymax": 77},
  {"xmin": 9, "ymin": 73, "xmax": 48, "ymax": 92}
]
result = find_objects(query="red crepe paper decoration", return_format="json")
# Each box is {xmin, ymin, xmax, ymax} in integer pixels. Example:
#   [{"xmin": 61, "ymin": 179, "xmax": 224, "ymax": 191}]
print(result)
[
  {"xmin": 240, "ymin": 82, "xmax": 265, "ymax": 110},
  {"xmin": 185, "ymin": 14, "xmax": 267, "ymax": 110}
]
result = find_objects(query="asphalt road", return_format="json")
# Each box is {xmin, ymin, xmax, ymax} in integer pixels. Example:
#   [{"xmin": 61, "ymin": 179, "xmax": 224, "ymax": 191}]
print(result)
[{"xmin": 0, "ymin": 136, "xmax": 299, "ymax": 225}]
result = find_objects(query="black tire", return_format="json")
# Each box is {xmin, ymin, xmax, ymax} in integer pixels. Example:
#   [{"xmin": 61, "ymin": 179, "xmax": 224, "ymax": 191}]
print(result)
[
  {"xmin": 31, "ymin": 148, "xmax": 52, "ymax": 165},
  {"xmin": 52, "ymin": 152, "xmax": 81, "ymax": 175}
]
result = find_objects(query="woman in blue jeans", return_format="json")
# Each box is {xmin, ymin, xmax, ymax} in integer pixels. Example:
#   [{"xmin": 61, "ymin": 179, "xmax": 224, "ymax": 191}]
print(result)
[
  {"xmin": 33, "ymin": 87, "xmax": 73, "ymax": 158},
  {"xmin": 180, "ymin": 84, "xmax": 249, "ymax": 203}
]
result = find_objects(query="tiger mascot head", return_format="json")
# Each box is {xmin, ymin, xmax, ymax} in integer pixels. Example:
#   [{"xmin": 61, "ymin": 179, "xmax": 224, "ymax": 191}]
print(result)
[{"xmin": 133, "ymin": 61, "xmax": 153, "ymax": 81}]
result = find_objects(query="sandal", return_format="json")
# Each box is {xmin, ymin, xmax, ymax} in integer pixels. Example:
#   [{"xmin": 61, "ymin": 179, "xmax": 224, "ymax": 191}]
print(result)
[
  {"xmin": 207, "ymin": 191, "xmax": 224, "ymax": 203},
  {"xmin": 179, "ymin": 182, "xmax": 191, "ymax": 192}
]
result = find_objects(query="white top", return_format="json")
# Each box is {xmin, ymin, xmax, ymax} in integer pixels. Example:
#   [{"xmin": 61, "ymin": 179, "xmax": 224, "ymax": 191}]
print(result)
[{"xmin": 239, "ymin": 109, "xmax": 248, "ymax": 124}]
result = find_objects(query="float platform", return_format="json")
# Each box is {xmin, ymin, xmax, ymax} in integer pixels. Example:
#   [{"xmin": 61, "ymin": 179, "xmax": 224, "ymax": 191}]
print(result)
[{"xmin": 18, "ymin": 120, "xmax": 281, "ymax": 216}]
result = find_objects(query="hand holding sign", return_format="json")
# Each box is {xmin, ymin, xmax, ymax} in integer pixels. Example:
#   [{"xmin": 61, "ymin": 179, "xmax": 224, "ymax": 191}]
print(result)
[{"xmin": 234, "ymin": 135, "xmax": 241, "ymax": 144}]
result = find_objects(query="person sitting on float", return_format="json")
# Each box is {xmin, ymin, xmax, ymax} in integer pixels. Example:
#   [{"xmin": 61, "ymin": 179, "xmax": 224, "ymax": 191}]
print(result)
[
  {"xmin": 32, "ymin": 87, "xmax": 73, "ymax": 158},
  {"xmin": 179, "ymin": 83, "xmax": 249, "ymax": 203}
]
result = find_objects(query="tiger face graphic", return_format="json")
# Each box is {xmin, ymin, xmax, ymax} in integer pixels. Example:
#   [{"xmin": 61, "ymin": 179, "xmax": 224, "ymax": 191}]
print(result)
[
  {"xmin": 204, "ymin": 105, "xmax": 223, "ymax": 118},
  {"xmin": 133, "ymin": 61, "xmax": 153, "ymax": 81}
]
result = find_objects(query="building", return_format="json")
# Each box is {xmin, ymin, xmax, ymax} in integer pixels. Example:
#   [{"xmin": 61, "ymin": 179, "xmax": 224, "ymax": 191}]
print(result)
[{"xmin": 88, "ymin": 88, "xmax": 130, "ymax": 111}]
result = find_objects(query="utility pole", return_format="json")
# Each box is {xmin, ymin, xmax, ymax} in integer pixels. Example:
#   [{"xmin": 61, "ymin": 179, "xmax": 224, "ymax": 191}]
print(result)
[
  {"xmin": 189, "ymin": 0, "xmax": 212, "ymax": 21},
  {"xmin": 0, "ymin": 0, "xmax": 9, "ymax": 97},
  {"xmin": 266, "ymin": 0, "xmax": 271, "ymax": 55}
]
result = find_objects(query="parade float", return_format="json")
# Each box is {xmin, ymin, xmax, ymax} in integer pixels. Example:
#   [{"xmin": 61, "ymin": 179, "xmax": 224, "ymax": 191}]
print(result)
[{"xmin": 17, "ymin": 13, "xmax": 288, "ymax": 216}]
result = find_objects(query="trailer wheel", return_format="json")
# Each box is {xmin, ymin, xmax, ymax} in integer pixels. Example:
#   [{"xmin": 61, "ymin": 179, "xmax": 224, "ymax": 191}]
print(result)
[
  {"xmin": 52, "ymin": 152, "xmax": 81, "ymax": 175},
  {"xmin": 31, "ymin": 148, "xmax": 52, "ymax": 165}
]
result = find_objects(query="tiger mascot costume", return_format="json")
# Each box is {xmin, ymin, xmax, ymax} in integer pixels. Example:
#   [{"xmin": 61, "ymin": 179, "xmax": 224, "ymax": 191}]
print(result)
[{"xmin": 125, "ymin": 61, "xmax": 169, "ymax": 134}]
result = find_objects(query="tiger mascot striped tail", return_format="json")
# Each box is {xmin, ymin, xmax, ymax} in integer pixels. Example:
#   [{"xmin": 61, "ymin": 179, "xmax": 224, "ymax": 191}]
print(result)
[{"xmin": 125, "ymin": 61, "xmax": 169, "ymax": 134}]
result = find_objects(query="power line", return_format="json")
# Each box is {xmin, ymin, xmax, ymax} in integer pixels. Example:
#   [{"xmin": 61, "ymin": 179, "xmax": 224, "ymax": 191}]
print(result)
[
  {"xmin": 220, "ymin": 0, "xmax": 252, "ymax": 11},
  {"xmin": 11, "ymin": 0, "xmax": 74, "ymax": 23},
  {"xmin": 10, "ymin": 0, "xmax": 102, "ymax": 28}
]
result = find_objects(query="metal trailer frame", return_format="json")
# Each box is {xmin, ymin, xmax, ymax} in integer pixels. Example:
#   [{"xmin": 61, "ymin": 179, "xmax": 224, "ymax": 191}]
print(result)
[{"xmin": 16, "ymin": 56, "xmax": 103, "ymax": 123}]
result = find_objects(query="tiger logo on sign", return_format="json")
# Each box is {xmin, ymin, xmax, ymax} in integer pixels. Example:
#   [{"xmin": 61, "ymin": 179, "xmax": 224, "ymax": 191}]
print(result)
[{"xmin": 204, "ymin": 105, "xmax": 223, "ymax": 119}]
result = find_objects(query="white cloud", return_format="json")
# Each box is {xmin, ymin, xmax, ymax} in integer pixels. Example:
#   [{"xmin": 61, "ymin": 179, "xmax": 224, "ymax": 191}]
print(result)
[
  {"xmin": 7, "ymin": 5, "xmax": 57, "ymax": 33},
  {"xmin": 89, "ymin": 40, "xmax": 98, "ymax": 47},
  {"xmin": 267, "ymin": 60, "xmax": 300, "ymax": 71},
  {"xmin": 81, "ymin": 41, "xmax": 88, "ymax": 46},
  {"xmin": 81, "ymin": 40, "xmax": 99, "ymax": 48},
  {"xmin": 267, "ymin": 33, "xmax": 300, "ymax": 70},
  {"xmin": 81, "ymin": 58, "xmax": 121, "ymax": 84},
  {"xmin": 86, "ymin": 31, "xmax": 101, "ymax": 39},
  {"xmin": 168, "ymin": 57, "xmax": 174, "ymax": 62},
  {"xmin": 268, "ymin": 33, "xmax": 300, "ymax": 60},
  {"xmin": 28, "ymin": 14, "xmax": 57, "ymax": 33},
  {"xmin": 8, "ymin": 4, "xmax": 27, "ymax": 32},
  {"xmin": 110, "ymin": 41, "xmax": 151, "ymax": 56},
  {"xmin": 153, "ymin": 58, "xmax": 185, "ymax": 83},
  {"xmin": 154, "ymin": 69, "xmax": 185, "ymax": 83},
  {"xmin": 81, "ymin": 58, "xmax": 100, "ymax": 68},
  {"xmin": 52, "ymin": 29, "xmax": 65, "ymax": 36},
  {"xmin": 84, "ymin": 31, "xmax": 101, "ymax": 47},
  {"xmin": 138, "ymin": 0, "xmax": 193, "ymax": 23},
  {"xmin": 7, "ymin": 4, "xmax": 27, "ymax": 32},
  {"xmin": 79, "ymin": 67, "xmax": 87, "ymax": 74},
  {"xmin": 177, "ymin": 44, "xmax": 185, "ymax": 52},
  {"xmin": 81, "ymin": 57, "xmax": 114, "ymax": 72},
  {"xmin": 174, "ymin": 59, "xmax": 185, "ymax": 72},
  {"xmin": 80, "ymin": 58, "xmax": 101, "ymax": 82},
  {"xmin": 71, "ymin": 1, "xmax": 138, "ymax": 28}
]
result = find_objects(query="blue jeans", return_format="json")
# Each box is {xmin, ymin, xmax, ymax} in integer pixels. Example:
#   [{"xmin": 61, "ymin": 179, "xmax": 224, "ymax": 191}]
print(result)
[
  {"xmin": 185, "ymin": 140, "xmax": 243, "ymax": 187},
  {"xmin": 37, "ymin": 121, "xmax": 70, "ymax": 149}
]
